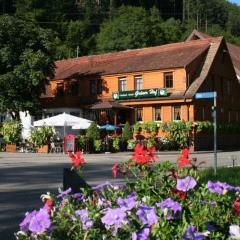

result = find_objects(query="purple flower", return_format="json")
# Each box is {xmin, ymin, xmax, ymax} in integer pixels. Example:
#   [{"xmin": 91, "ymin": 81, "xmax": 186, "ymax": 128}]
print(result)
[
  {"xmin": 92, "ymin": 182, "xmax": 125, "ymax": 190},
  {"xmin": 229, "ymin": 224, "xmax": 240, "ymax": 239},
  {"xmin": 177, "ymin": 176, "xmax": 197, "ymax": 192},
  {"xmin": 136, "ymin": 205, "xmax": 158, "ymax": 227},
  {"xmin": 132, "ymin": 228, "xmax": 150, "ymax": 240},
  {"xmin": 206, "ymin": 222, "xmax": 215, "ymax": 232},
  {"xmin": 117, "ymin": 193, "xmax": 137, "ymax": 211},
  {"xmin": 207, "ymin": 181, "xmax": 234, "ymax": 194},
  {"xmin": 57, "ymin": 187, "xmax": 72, "ymax": 198},
  {"xmin": 28, "ymin": 209, "xmax": 51, "ymax": 234},
  {"xmin": 156, "ymin": 198, "xmax": 181, "ymax": 220},
  {"xmin": 72, "ymin": 193, "xmax": 85, "ymax": 201},
  {"xmin": 101, "ymin": 208, "xmax": 127, "ymax": 235},
  {"xmin": 75, "ymin": 209, "xmax": 94, "ymax": 230},
  {"xmin": 19, "ymin": 210, "xmax": 37, "ymax": 232},
  {"xmin": 182, "ymin": 225, "xmax": 206, "ymax": 240}
]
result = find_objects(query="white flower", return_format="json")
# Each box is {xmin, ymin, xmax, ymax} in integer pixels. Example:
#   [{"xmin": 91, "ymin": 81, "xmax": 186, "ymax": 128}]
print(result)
[{"xmin": 230, "ymin": 225, "xmax": 240, "ymax": 239}]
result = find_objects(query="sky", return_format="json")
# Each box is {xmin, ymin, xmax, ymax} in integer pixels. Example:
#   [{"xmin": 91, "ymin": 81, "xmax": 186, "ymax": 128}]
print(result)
[{"xmin": 229, "ymin": 0, "xmax": 240, "ymax": 5}]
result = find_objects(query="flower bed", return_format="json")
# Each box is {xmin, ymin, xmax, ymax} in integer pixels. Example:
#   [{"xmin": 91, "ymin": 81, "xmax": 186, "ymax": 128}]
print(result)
[{"xmin": 17, "ymin": 147, "xmax": 240, "ymax": 240}]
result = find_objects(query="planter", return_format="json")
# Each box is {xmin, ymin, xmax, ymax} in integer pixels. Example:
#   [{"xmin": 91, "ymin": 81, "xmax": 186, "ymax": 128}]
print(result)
[
  {"xmin": 38, "ymin": 145, "xmax": 49, "ymax": 153},
  {"xmin": 6, "ymin": 144, "xmax": 16, "ymax": 152},
  {"xmin": 63, "ymin": 168, "xmax": 89, "ymax": 193}
]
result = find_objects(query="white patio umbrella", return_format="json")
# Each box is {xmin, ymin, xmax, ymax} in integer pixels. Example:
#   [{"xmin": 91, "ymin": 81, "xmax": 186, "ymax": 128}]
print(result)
[
  {"xmin": 71, "ymin": 118, "xmax": 93, "ymax": 130},
  {"xmin": 33, "ymin": 113, "xmax": 91, "ymax": 136}
]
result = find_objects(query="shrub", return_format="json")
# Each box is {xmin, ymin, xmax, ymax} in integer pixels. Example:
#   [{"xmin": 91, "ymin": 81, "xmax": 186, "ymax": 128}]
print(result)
[
  {"xmin": 122, "ymin": 122, "xmax": 132, "ymax": 140},
  {"xmin": 29, "ymin": 126, "xmax": 55, "ymax": 147},
  {"xmin": 160, "ymin": 121, "xmax": 192, "ymax": 149},
  {"xmin": 146, "ymin": 136, "xmax": 155, "ymax": 148},
  {"xmin": 133, "ymin": 122, "xmax": 142, "ymax": 133},
  {"xmin": 76, "ymin": 135, "xmax": 87, "ymax": 151},
  {"xmin": 0, "ymin": 120, "xmax": 22, "ymax": 144},
  {"xmin": 86, "ymin": 122, "xmax": 100, "ymax": 140},
  {"xmin": 127, "ymin": 139, "xmax": 136, "ymax": 150},
  {"xmin": 93, "ymin": 139, "xmax": 102, "ymax": 152},
  {"xmin": 112, "ymin": 137, "xmax": 120, "ymax": 152}
]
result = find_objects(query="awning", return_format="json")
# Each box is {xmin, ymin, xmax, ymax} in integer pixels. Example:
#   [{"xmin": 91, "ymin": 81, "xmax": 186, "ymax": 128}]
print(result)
[{"xmin": 90, "ymin": 100, "xmax": 132, "ymax": 110}]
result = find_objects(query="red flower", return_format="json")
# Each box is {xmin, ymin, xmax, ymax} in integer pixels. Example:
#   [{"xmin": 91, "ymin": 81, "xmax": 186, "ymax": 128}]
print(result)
[
  {"xmin": 169, "ymin": 188, "xmax": 187, "ymax": 200},
  {"xmin": 46, "ymin": 199, "xmax": 54, "ymax": 207},
  {"xmin": 112, "ymin": 163, "xmax": 119, "ymax": 178},
  {"xmin": 69, "ymin": 151, "xmax": 85, "ymax": 167},
  {"xmin": 233, "ymin": 199, "xmax": 240, "ymax": 215},
  {"xmin": 177, "ymin": 148, "xmax": 191, "ymax": 168},
  {"xmin": 177, "ymin": 156, "xmax": 190, "ymax": 168},
  {"xmin": 148, "ymin": 147, "xmax": 157, "ymax": 162},
  {"xmin": 181, "ymin": 148, "xmax": 190, "ymax": 158},
  {"xmin": 132, "ymin": 144, "xmax": 157, "ymax": 165}
]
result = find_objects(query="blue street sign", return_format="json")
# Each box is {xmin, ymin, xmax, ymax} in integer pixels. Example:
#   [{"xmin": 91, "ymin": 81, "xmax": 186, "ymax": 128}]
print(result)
[{"xmin": 195, "ymin": 92, "xmax": 216, "ymax": 99}]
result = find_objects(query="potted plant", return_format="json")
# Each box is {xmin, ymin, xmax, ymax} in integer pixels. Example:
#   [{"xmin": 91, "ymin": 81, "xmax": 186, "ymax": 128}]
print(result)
[
  {"xmin": 0, "ymin": 120, "xmax": 22, "ymax": 152},
  {"xmin": 63, "ymin": 152, "xmax": 89, "ymax": 193},
  {"xmin": 29, "ymin": 126, "xmax": 55, "ymax": 153},
  {"xmin": 112, "ymin": 137, "xmax": 120, "ymax": 152}
]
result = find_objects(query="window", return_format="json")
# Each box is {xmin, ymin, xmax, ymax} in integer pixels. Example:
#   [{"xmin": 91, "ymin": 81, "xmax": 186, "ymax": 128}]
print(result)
[
  {"xmin": 90, "ymin": 81, "xmax": 97, "ymax": 95},
  {"xmin": 172, "ymin": 106, "xmax": 181, "ymax": 121},
  {"xmin": 136, "ymin": 108, "xmax": 143, "ymax": 122},
  {"xmin": 56, "ymin": 83, "xmax": 64, "ymax": 97},
  {"xmin": 119, "ymin": 77, "xmax": 127, "ymax": 91},
  {"xmin": 134, "ymin": 75, "xmax": 143, "ymax": 90},
  {"xmin": 69, "ymin": 82, "xmax": 79, "ymax": 96},
  {"xmin": 97, "ymin": 80, "xmax": 103, "ymax": 94},
  {"xmin": 164, "ymin": 72, "xmax": 173, "ymax": 88},
  {"xmin": 153, "ymin": 106, "xmax": 161, "ymax": 121}
]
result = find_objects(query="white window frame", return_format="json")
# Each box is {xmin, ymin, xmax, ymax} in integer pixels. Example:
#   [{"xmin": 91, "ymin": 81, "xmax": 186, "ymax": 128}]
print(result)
[
  {"xmin": 119, "ymin": 77, "xmax": 127, "ymax": 91},
  {"xmin": 153, "ymin": 106, "xmax": 162, "ymax": 122},
  {"xmin": 134, "ymin": 75, "xmax": 143, "ymax": 90},
  {"xmin": 172, "ymin": 106, "xmax": 181, "ymax": 121}
]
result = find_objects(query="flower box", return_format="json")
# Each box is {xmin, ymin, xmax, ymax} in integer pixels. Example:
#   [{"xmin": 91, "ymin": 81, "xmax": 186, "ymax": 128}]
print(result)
[
  {"xmin": 5, "ymin": 143, "xmax": 16, "ymax": 152},
  {"xmin": 63, "ymin": 168, "xmax": 89, "ymax": 193},
  {"xmin": 37, "ymin": 145, "xmax": 49, "ymax": 153}
]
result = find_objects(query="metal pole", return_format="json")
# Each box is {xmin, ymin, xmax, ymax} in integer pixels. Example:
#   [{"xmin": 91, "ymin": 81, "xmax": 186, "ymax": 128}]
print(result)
[{"xmin": 213, "ymin": 92, "xmax": 217, "ymax": 175}]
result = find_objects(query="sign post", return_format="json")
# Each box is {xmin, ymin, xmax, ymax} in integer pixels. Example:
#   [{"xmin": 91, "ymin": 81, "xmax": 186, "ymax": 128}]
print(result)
[{"xmin": 195, "ymin": 91, "xmax": 217, "ymax": 175}]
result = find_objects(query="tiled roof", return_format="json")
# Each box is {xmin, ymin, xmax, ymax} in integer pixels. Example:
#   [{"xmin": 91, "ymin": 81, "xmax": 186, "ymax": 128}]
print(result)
[
  {"xmin": 186, "ymin": 29, "xmax": 240, "ymax": 79},
  {"xmin": 53, "ymin": 39, "xmax": 212, "ymax": 80}
]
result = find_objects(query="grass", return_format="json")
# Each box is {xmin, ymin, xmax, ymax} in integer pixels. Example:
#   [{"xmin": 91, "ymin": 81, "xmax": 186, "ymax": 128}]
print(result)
[{"xmin": 200, "ymin": 167, "xmax": 240, "ymax": 186}]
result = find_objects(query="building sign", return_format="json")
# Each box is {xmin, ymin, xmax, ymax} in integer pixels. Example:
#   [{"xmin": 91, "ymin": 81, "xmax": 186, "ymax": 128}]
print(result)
[{"xmin": 112, "ymin": 88, "xmax": 168, "ymax": 100}]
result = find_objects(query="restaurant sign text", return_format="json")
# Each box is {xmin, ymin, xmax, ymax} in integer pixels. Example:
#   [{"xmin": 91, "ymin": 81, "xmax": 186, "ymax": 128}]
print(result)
[{"xmin": 112, "ymin": 88, "xmax": 168, "ymax": 100}]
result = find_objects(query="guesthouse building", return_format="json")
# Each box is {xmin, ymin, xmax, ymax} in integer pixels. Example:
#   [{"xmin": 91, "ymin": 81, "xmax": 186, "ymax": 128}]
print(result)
[{"xmin": 41, "ymin": 35, "xmax": 240, "ymax": 129}]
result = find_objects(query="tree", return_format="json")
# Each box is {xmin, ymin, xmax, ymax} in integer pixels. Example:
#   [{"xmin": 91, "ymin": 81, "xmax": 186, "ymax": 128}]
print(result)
[
  {"xmin": 0, "ymin": 15, "xmax": 55, "ymax": 118},
  {"xmin": 160, "ymin": 18, "xmax": 183, "ymax": 43},
  {"xmin": 96, "ymin": 6, "xmax": 166, "ymax": 53},
  {"xmin": 122, "ymin": 122, "xmax": 132, "ymax": 140},
  {"xmin": 96, "ymin": 6, "xmax": 152, "ymax": 53}
]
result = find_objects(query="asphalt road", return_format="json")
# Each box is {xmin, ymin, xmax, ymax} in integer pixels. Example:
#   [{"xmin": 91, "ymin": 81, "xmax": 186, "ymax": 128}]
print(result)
[{"xmin": 1, "ymin": 150, "xmax": 240, "ymax": 240}]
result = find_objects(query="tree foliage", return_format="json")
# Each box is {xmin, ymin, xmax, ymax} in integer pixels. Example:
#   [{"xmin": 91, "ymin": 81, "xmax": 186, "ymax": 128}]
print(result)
[{"xmin": 0, "ymin": 15, "xmax": 55, "ymax": 117}]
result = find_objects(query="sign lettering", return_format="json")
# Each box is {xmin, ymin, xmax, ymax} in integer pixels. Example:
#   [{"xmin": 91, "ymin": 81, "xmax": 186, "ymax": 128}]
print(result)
[{"xmin": 112, "ymin": 88, "xmax": 168, "ymax": 100}]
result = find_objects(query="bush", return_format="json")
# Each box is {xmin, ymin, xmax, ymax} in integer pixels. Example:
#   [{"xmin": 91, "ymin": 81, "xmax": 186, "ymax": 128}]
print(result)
[
  {"xmin": 17, "ymin": 146, "xmax": 240, "ymax": 239},
  {"xmin": 127, "ymin": 139, "xmax": 136, "ymax": 150},
  {"xmin": 160, "ymin": 121, "xmax": 192, "ymax": 149},
  {"xmin": 86, "ymin": 122, "xmax": 100, "ymax": 140},
  {"xmin": 112, "ymin": 137, "xmax": 121, "ymax": 152},
  {"xmin": 29, "ymin": 126, "xmax": 55, "ymax": 147},
  {"xmin": 122, "ymin": 122, "xmax": 132, "ymax": 141},
  {"xmin": 0, "ymin": 120, "xmax": 22, "ymax": 144},
  {"xmin": 93, "ymin": 139, "xmax": 102, "ymax": 152},
  {"xmin": 146, "ymin": 136, "xmax": 155, "ymax": 148},
  {"xmin": 76, "ymin": 135, "xmax": 87, "ymax": 151}
]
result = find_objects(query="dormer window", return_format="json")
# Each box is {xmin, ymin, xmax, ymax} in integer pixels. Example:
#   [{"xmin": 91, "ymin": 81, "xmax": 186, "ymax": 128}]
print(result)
[{"xmin": 164, "ymin": 72, "xmax": 173, "ymax": 88}]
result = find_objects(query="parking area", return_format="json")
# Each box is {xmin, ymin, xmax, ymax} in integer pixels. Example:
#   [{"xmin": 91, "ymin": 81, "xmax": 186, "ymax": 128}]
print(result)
[{"xmin": 1, "ymin": 150, "xmax": 240, "ymax": 239}]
